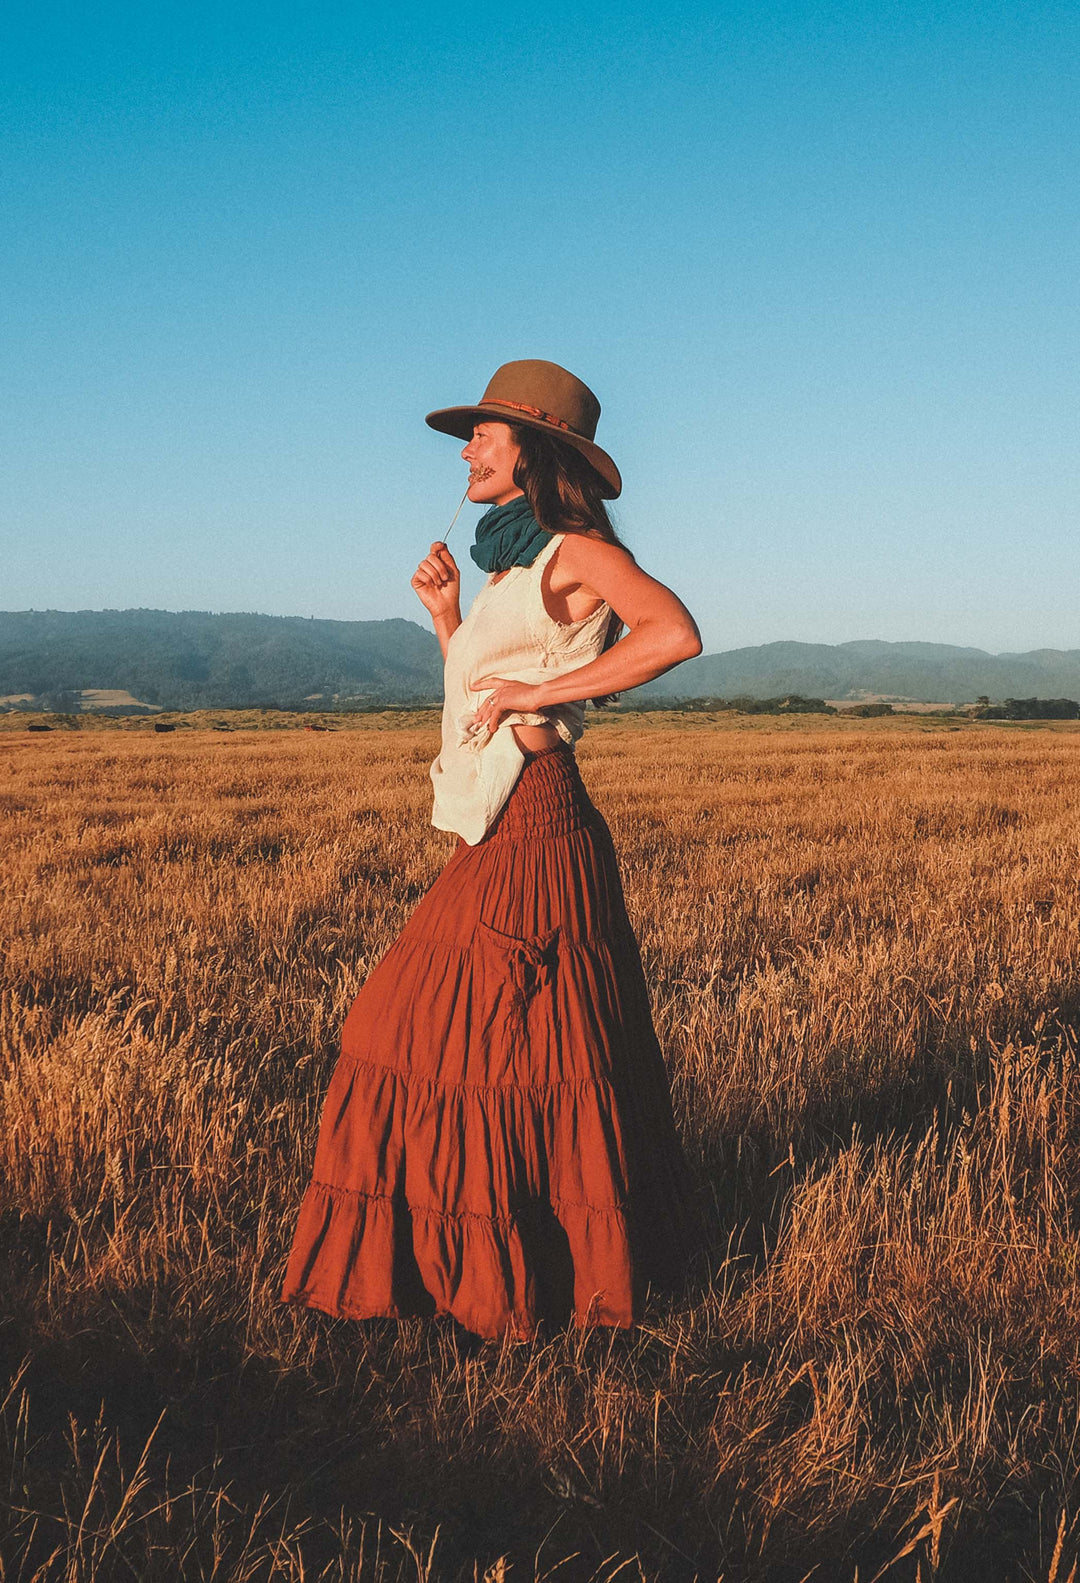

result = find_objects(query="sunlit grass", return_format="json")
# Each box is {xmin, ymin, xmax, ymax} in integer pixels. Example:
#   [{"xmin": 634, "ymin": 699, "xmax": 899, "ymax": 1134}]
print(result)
[{"xmin": 3, "ymin": 716, "xmax": 1080, "ymax": 1580}]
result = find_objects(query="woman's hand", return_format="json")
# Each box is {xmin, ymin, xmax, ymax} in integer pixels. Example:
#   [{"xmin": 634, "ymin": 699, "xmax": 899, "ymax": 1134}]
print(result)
[
  {"xmin": 411, "ymin": 541, "xmax": 461, "ymax": 620},
  {"xmin": 471, "ymin": 676, "xmax": 546, "ymax": 733}
]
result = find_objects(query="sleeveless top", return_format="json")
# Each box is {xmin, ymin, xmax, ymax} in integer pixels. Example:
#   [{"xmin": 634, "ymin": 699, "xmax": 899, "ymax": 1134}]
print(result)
[{"xmin": 429, "ymin": 531, "xmax": 614, "ymax": 845}]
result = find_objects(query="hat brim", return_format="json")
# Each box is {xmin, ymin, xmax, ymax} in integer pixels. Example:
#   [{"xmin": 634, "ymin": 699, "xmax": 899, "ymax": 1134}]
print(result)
[{"xmin": 425, "ymin": 401, "xmax": 622, "ymax": 499}]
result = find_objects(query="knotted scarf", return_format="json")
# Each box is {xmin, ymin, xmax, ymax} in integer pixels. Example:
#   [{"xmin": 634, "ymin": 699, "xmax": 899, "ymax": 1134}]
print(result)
[{"xmin": 470, "ymin": 493, "xmax": 551, "ymax": 573}]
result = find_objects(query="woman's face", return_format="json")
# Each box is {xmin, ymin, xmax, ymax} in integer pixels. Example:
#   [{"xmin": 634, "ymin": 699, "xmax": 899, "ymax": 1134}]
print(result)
[{"xmin": 461, "ymin": 422, "xmax": 523, "ymax": 505}]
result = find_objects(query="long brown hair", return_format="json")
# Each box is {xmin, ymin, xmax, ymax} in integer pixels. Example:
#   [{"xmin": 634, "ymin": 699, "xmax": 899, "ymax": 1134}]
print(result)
[{"xmin": 508, "ymin": 423, "xmax": 628, "ymax": 708}]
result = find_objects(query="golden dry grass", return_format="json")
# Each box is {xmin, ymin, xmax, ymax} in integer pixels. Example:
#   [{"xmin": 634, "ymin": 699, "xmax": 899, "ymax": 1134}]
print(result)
[{"xmin": 3, "ymin": 716, "xmax": 1080, "ymax": 1581}]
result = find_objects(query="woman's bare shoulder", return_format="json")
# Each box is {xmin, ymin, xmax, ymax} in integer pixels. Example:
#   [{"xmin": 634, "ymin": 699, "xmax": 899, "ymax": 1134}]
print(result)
[{"xmin": 552, "ymin": 530, "xmax": 636, "ymax": 581}]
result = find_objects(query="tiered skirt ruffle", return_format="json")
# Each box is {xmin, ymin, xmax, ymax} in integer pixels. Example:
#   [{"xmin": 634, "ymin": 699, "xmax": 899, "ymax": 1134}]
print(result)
[{"xmin": 281, "ymin": 740, "xmax": 694, "ymax": 1339}]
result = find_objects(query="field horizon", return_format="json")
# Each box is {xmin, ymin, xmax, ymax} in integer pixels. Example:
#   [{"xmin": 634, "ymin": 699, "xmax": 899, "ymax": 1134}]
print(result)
[{"xmin": 7, "ymin": 705, "xmax": 1080, "ymax": 738}]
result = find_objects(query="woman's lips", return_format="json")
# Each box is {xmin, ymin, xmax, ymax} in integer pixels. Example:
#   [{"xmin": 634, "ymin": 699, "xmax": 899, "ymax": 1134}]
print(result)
[{"xmin": 469, "ymin": 465, "xmax": 495, "ymax": 482}]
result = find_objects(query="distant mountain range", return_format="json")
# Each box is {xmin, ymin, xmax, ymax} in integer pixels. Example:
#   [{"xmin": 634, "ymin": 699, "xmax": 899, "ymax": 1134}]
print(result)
[
  {"xmin": 0, "ymin": 609, "xmax": 443, "ymax": 712},
  {"xmin": 1, "ymin": 610, "xmax": 1078, "ymax": 712},
  {"xmin": 636, "ymin": 639, "xmax": 1080, "ymax": 705}
]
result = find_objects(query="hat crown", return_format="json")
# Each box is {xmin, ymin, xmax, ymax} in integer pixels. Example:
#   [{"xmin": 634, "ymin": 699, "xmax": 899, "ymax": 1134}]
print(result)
[{"xmin": 479, "ymin": 360, "xmax": 601, "ymax": 443}]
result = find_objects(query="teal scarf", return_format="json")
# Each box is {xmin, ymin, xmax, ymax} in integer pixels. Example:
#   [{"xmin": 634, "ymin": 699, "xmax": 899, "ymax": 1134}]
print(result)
[{"xmin": 470, "ymin": 494, "xmax": 550, "ymax": 573}]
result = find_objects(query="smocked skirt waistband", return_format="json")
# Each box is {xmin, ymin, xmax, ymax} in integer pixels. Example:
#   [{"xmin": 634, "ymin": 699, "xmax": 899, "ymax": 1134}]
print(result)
[{"xmin": 479, "ymin": 740, "xmax": 600, "ymax": 843}]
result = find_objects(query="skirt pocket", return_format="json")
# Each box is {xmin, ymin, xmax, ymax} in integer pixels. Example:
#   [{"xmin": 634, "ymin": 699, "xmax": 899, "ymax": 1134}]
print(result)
[{"xmin": 470, "ymin": 918, "xmax": 562, "ymax": 1086}]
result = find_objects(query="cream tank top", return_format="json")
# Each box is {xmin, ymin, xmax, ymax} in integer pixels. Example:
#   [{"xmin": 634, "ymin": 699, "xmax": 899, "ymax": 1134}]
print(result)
[{"xmin": 429, "ymin": 531, "xmax": 614, "ymax": 846}]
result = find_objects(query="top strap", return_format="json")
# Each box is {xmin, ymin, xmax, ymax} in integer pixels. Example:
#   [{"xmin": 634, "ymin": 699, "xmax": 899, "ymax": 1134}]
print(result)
[{"xmin": 531, "ymin": 531, "xmax": 564, "ymax": 572}]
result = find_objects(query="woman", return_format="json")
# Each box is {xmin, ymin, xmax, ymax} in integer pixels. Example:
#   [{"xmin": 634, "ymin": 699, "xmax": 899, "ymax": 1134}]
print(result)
[{"xmin": 281, "ymin": 360, "xmax": 703, "ymax": 1340}]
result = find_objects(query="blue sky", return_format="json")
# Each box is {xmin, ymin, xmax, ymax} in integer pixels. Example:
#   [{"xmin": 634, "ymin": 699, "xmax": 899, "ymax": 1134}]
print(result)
[{"xmin": 3, "ymin": 1, "xmax": 1077, "ymax": 653}]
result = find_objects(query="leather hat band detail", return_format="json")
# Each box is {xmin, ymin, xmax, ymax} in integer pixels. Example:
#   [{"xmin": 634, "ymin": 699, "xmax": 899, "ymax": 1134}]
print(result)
[{"xmin": 483, "ymin": 400, "xmax": 574, "ymax": 434}]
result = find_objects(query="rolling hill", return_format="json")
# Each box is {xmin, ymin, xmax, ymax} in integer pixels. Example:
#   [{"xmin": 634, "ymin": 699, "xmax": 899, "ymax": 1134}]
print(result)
[
  {"xmin": 635, "ymin": 639, "xmax": 1080, "ymax": 705},
  {"xmin": 2, "ymin": 610, "xmax": 1078, "ymax": 711},
  {"xmin": 0, "ymin": 609, "xmax": 444, "ymax": 711}
]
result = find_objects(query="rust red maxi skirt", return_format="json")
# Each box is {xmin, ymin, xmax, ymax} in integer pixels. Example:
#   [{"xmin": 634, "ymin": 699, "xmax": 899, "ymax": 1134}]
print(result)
[{"xmin": 280, "ymin": 739, "xmax": 694, "ymax": 1340}]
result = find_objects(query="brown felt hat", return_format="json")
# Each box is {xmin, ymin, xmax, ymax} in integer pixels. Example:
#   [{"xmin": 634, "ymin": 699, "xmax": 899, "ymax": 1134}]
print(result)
[{"xmin": 425, "ymin": 359, "xmax": 622, "ymax": 499}]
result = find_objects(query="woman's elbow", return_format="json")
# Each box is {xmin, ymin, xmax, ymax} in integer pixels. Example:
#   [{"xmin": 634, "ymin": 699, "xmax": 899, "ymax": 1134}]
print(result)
[
  {"xmin": 672, "ymin": 623, "xmax": 703, "ymax": 662},
  {"xmin": 636, "ymin": 615, "xmax": 703, "ymax": 664}
]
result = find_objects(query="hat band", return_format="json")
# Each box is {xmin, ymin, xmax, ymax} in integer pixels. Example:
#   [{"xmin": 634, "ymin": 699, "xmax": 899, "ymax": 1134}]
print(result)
[{"xmin": 481, "ymin": 399, "xmax": 576, "ymax": 435}]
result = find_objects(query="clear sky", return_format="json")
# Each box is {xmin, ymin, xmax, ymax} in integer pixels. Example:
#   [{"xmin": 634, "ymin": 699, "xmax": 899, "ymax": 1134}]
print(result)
[{"xmin": 3, "ymin": 0, "xmax": 1077, "ymax": 654}]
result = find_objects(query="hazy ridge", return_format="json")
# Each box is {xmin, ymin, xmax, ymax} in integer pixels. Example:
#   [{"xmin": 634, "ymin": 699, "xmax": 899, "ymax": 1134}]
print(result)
[
  {"xmin": 2, "ymin": 609, "xmax": 1078, "ymax": 710},
  {"xmin": 635, "ymin": 637, "xmax": 1080, "ymax": 704},
  {"xmin": 0, "ymin": 608, "xmax": 444, "ymax": 711}
]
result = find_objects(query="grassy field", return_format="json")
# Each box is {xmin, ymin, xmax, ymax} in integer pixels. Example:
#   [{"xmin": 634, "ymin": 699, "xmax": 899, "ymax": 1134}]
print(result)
[{"xmin": 3, "ymin": 714, "xmax": 1080, "ymax": 1581}]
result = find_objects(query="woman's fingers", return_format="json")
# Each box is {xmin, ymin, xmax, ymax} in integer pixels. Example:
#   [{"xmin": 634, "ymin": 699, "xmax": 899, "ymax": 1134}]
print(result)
[
  {"xmin": 473, "ymin": 678, "xmax": 509, "ymax": 727},
  {"xmin": 429, "ymin": 541, "xmax": 458, "ymax": 574},
  {"xmin": 413, "ymin": 545, "xmax": 459, "ymax": 587}
]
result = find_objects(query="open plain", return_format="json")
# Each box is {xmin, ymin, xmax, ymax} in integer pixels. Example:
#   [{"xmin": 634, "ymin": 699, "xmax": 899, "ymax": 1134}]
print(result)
[{"xmin": 3, "ymin": 713, "xmax": 1080, "ymax": 1581}]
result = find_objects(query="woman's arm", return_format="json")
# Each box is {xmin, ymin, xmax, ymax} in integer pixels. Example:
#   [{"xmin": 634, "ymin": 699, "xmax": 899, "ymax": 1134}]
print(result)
[
  {"xmin": 431, "ymin": 608, "xmax": 462, "ymax": 663},
  {"xmin": 411, "ymin": 540, "xmax": 462, "ymax": 661},
  {"xmin": 474, "ymin": 535, "xmax": 703, "ymax": 723}
]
